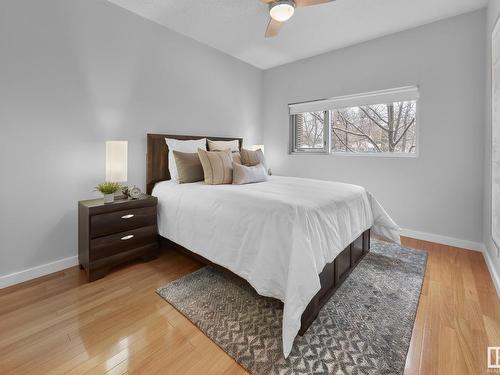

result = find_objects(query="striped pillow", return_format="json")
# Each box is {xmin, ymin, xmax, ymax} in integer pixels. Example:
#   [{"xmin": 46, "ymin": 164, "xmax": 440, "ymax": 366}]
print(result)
[{"xmin": 197, "ymin": 148, "xmax": 233, "ymax": 185}]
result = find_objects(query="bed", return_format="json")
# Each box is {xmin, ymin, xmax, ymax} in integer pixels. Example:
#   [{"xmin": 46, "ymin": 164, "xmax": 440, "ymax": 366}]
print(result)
[{"xmin": 146, "ymin": 133, "xmax": 400, "ymax": 358}]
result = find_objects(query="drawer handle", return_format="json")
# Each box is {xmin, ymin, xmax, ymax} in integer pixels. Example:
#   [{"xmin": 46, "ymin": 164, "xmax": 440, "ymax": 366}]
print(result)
[
  {"xmin": 121, "ymin": 214, "xmax": 135, "ymax": 219},
  {"xmin": 121, "ymin": 235, "xmax": 134, "ymax": 241}
]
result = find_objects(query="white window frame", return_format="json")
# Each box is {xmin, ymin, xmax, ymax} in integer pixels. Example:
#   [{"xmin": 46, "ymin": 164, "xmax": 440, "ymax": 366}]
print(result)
[
  {"xmin": 289, "ymin": 110, "xmax": 330, "ymax": 154},
  {"xmin": 289, "ymin": 86, "xmax": 419, "ymax": 157}
]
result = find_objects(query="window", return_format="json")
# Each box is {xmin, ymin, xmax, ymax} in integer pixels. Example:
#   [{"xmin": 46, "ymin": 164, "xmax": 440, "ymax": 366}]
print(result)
[
  {"xmin": 289, "ymin": 87, "xmax": 418, "ymax": 156},
  {"xmin": 291, "ymin": 111, "xmax": 330, "ymax": 153}
]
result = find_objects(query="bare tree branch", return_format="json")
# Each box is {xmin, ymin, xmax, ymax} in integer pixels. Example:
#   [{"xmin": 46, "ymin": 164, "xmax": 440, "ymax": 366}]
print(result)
[
  {"xmin": 366, "ymin": 106, "xmax": 388, "ymax": 125},
  {"xmin": 332, "ymin": 130, "xmax": 354, "ymax": 152},
  {"xmin": 394, "ymin": 102, "xmax": 404, "ymax": 135},
  {"xmin": 359, "ymin": 107, "xmax": 389, "ymax": 133},
  {"xmin": 394, "ymin": 118, "xmax": 415, "ymax": 145},
  {"xmin": 337, "ymin": 111, "xmax": 381, "ymax": 152},
  {"xmin": 332, "ymin": 127, "xmax": 372, "ymax": 138}
]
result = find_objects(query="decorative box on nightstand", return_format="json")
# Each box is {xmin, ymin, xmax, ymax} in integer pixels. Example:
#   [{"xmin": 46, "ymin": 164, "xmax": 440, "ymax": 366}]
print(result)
[{"xmin": 78, "ymin": 194, "xmax": 159, "ymax": 282}]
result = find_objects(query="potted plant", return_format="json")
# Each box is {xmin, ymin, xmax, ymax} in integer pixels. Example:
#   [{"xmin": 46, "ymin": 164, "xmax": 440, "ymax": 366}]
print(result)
[{"xmin": 95, "ymin": 182, "xmax": 122, "ymax": 204}]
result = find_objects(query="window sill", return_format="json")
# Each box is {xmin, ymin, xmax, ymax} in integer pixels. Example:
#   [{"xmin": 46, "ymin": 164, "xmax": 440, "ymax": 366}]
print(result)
[
  {"xmin": 331, "ymin": 152, "xmax": 418, "ymax": 158},
  {"xmin": 289, "ymin": 150, "xmax": 418, "ymax": 158},
  {"xmin": 289, "ymin": 150, "xmax": 330, "ymax": 155}
]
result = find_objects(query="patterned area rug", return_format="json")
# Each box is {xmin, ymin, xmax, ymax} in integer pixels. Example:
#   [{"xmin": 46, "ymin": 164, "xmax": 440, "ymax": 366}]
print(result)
[{"xmin": 157, "ymin": 240, "xmax": 427, "ymax": 375}]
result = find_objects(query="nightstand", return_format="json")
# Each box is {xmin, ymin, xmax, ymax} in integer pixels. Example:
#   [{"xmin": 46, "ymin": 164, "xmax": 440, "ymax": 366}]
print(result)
[{"xmin": 78, "ymin": 194, "xmax": 159, "ymax": 282}]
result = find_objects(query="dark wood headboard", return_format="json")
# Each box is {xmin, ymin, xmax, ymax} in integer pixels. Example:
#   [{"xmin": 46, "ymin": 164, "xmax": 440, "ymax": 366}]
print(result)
[{"xmin": 146, "ymin": 133, "xmax": 243, "ymax": 194}]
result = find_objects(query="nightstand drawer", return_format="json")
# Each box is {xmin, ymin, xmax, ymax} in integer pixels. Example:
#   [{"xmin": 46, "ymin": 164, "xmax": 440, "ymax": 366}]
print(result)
[
  {"xmin": 90, "ymin": 206, "xmax": 156, "ymax": 238},
  {"xmin": 90, "ymin": 225, "xmax": 158, "ymax": 261}
]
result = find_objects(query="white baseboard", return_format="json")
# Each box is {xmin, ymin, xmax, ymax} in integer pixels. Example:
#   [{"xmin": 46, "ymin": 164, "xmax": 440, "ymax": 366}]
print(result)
[
  {"xmin": 401, "ymin": 228, "xmax": 500, "ymax": 296},
  {"xmin": 400, "ymin": 228, "xmax": 485, "ymax": 252},
  {"xmin": 0, "ymin": 256, "xmax": 78, "ymax": 289},
  {"xmin": 483, "ymin": 247, "xmax": 500, "ymax": 297}
]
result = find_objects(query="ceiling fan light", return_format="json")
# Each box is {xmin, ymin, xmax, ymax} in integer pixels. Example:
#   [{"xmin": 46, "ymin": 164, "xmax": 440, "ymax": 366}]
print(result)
[{"xmin": 269, "ymin": 1, "xmax": 295, "ymax": 22}]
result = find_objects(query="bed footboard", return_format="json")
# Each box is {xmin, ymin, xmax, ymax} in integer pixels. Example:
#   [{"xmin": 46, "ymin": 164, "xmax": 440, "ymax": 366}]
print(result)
[
  {"xmin": 299, "ymin": 229, "xmax": 370, "ymax": 335},
  {"xmin": 161, "ymin": 228, "xmax": 371, "ymax": 336}
]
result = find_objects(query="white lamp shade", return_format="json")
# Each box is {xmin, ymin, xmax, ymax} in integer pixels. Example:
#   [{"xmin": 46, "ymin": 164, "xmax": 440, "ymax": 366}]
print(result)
[
  {"xmin": 252, "ymin": 144, "xmax": 265, "ymax": 154},
  {"xmin": 106, "ymin": 141, "xmax": 128, "ymax": 182}
]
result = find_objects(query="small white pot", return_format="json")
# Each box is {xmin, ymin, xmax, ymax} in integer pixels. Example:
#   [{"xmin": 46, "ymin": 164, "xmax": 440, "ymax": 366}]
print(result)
[{"xmin": 103, "ymin": 193, "xmax": 115, "ymax": 204}]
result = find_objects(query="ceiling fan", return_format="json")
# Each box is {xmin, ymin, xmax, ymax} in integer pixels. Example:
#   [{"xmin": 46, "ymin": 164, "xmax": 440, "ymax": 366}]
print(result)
[{"xmin": 262, "ymin": 0, "xmax": 334, "ymax": 38}]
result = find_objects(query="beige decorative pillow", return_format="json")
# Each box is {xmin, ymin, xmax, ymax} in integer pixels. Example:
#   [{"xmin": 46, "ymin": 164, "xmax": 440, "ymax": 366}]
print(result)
[
  {"xmin": 240, "ymin": 148, "xmax": 266, "ymax": 170},
  {"xmin": 197, "ymin": 148, "xmax": 233, "ymax": 185},
  {"xmin": 232, "ymin": 151, "xmax": 242, "ymax": 165},
  {"xmin": 172, "ymin": 151, "xmax": 204, "ymax": 183},
  {"xmin": 207, "ymin": 139, "xmax": 240, "ymax": 152},
  {"xmin": 232, "ymin": 162, "xmax": 268, "ymax": 185}
]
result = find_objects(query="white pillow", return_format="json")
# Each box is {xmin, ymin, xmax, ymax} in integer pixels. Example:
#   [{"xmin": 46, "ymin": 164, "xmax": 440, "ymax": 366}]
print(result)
[
  {"xmin": 165, "ymin": 138, "xmax": 207, "ymax": 182},
  {"xmin": 207, "ymin": 139, "xmax": 240, "ymax": 152},
  {"xmin": 232, "ymin": 162, "xmax": 268, "ymax": 185}
]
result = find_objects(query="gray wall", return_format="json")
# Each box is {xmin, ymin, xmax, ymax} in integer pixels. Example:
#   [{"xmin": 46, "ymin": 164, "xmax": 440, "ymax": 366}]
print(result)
[
  {"xmin": 0, "ymin": 1, "xmax": 491, "ymax": 284},
  {"xmin": 0, "ymin": 0, "xmax": 263, "ymax": 277},
  {"xmin": 263, "ymin": 10, "xmax": 486, "ymax": 244},
  {"xmin": 485, "ymin": 0, "xmax": 500, "ymax": 285}
]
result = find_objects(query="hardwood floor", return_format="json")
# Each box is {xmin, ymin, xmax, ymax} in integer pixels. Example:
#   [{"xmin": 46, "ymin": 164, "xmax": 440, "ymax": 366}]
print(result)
[{"xmin": 0, "ymin": 237, "xmax": 498, "ymax": 375}]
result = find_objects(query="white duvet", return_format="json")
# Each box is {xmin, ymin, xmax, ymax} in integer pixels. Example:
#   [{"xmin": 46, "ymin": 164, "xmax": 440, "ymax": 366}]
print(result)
[{"xmin": 152, "ymin": 176, "xmax": 400, "ymax": 358}]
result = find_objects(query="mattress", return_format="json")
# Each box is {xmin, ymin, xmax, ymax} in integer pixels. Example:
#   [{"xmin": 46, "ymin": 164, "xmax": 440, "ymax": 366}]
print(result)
[{"xmin": 152, "ymin": 175, "xmax": 400, "ymax": 357}]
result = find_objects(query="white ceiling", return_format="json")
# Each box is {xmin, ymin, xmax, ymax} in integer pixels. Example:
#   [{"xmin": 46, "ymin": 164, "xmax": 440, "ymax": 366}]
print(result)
[{"xmin": 108, "ymin": 0, "xmax": 487, "ymax": 69}]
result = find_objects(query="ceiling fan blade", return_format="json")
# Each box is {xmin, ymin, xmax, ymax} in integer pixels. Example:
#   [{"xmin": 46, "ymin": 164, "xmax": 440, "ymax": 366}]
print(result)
[
  {"xmin": 295, "ymin": 0, "xmax": 334, "ymax": 7},
  {"xmin": 260, "ymin": 0, "xmax": 274, "ymax": 3},
  {"xmin": 265, "ymin": 18, "xmax": 283, "ymax": 38}
]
